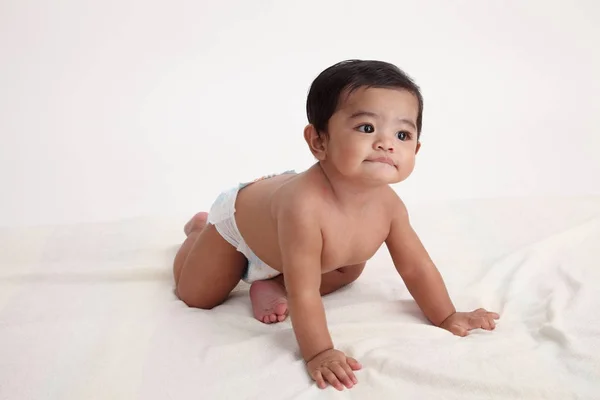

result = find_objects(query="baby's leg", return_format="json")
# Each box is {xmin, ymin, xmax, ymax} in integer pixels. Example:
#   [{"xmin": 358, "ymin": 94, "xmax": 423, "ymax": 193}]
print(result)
[
  {"xmin": 249, "ymin": 262, "xmax": 366, "ymax": 324},
  {"xmin": 173, "ymin": 212, "xmax": 247, "ymax": 309}
]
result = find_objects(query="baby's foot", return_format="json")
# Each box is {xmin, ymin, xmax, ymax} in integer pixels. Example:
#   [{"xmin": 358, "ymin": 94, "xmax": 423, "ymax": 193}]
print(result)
[
  {"xmin": 249, "ymin": 280, "xmax": 288, "ymax": 324},
  {"xmin": 184, "ymin": 212, "xmax": 208, "ymax": 236}
]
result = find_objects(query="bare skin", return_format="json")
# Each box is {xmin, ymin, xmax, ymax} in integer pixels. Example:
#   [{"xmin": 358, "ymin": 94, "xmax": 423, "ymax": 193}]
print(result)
[
  {"xmin": 177, "ymin": 211, "xmax": 366, "ymax": 325},
  {"xmin": 173, "ymin": 87, "xmax": 499, "ymax": 391}
]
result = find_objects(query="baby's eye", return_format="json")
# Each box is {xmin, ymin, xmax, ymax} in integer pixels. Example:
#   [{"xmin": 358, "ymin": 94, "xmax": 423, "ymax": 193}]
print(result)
[
  {"xmin": 396, "ymin": 131, "xmax": 411, "ymax": 141},
  {"xmin": 357, "ymin": 124, "xmax": 375, "ymax": 134}
]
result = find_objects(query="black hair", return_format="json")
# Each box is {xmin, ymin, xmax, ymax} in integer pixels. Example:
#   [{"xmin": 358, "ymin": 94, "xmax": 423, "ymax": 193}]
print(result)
[{"xmin": 306, "ymin": 59, "xmax": 423, "ymax": 139}]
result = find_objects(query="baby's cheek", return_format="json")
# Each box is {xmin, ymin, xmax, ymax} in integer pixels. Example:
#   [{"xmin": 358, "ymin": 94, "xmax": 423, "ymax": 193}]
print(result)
[
  {"xmin": 400, "ymin": 155, "xmax": 416, "ymax": 176},
  {"xmin": 336, "ymin": 145, "xmax": 363, "ymax": 164}
]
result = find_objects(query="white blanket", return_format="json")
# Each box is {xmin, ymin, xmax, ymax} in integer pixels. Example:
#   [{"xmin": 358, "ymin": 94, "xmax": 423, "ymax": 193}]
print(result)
[{"xmin": 1, "ymin": 197, "xmax": 599, "ymax": 399}]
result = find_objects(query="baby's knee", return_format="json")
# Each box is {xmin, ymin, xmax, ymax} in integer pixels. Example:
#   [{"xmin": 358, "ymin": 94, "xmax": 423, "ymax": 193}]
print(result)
[{"xmin": 176, "ymin": 286, "xmax": 219, "ymax": 310}]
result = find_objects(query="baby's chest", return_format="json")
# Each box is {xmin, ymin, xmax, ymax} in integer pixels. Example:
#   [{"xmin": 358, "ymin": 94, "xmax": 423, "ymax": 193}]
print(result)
[{"xmin": 320, "ymin": 218, "xmax": 389, "ymax": 270}]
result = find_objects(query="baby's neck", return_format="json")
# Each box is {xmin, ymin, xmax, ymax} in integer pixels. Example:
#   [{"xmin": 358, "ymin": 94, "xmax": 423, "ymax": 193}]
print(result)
[{"xmin": 313, "ymin": 163, "xmax": 388, "ymax": 208}]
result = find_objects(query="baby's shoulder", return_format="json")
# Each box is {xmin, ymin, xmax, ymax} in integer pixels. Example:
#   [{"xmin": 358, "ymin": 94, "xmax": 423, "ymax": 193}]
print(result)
[
  {"xmin": 379, "ymin": 185, "xmax": 404, "ymax": 205},
  {"xmin": 269, "ymin": 177, "xmax": 329, "ymax": 224},
  {"xmin": 273, "ymin": 176, "xmax": 324, "ymax": 211},
  {"xmin": 379, "ymin": 186, "xmax": 409, "ymax": 219}
]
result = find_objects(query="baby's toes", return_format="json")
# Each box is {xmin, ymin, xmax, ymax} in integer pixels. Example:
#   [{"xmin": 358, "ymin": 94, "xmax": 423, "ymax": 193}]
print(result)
[
  {"xmin": 273, "ymin": 302, "xmax": 287, "ymax": 317},
  {"xmin": 269, "ymin": 314, "xmax": 277, "ymax": 323},
  {"xmin": 262, "ymin": 315, "xmax": 271, "ymax": 324}
]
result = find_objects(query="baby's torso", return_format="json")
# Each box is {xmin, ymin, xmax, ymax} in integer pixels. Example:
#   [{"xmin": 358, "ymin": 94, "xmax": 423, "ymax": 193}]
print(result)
[{"xmin": 235, "ymin": 169, "xmax": 394, "ymax": 273}]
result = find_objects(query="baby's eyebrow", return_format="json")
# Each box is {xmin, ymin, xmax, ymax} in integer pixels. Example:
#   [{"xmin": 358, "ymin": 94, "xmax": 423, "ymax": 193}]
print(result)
[
  {"xmin": 349, "ymin": 110, "xmax": 416, "ymax": 130},
  {"xmin": 349, "ymin": 110, "xmax": 379, "ymax": 120}
]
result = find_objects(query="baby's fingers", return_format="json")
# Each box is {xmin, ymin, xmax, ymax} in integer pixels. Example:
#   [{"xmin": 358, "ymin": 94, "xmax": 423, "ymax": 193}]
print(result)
[
  {"xmin": 342, "ymin": 362, "xmax": 358, "ymax": 385},
  {"xmin": 346, "ymin": 357, "xmax": 362, "ymax": 371},
  {"xmin": 476, "ymin": 309, "xmax": 500, "ymax": 320},
  {"xmin": 482, "ymin": 317, "xmax": 495, "ymax": 330},
  {"xmin": 322, "ymin": 368, "xmax": 344, "ymax": 391},
  {"xmin": 476, "ymin": 316, "xmax": 492, "ymax": 330},
  {"xmin": 471, "ymin": 316, "xmax": 496, "ymax": 330},
  {"xmin": 312, "ymin": 370, "xmax": 327, "ymax": 390},
  {"xmin": 330, "ymin": 363, "xmax": 354, "ymax": 388}
]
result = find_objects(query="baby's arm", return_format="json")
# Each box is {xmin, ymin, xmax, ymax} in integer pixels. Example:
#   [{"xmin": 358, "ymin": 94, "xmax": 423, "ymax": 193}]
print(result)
[
  {"xmin": 385, "ymin": 198, "xmax": 499, "ymax": 334},
  {"xmin": 278, "ymin": 201, "xmax": 360, "ymax": 390}
]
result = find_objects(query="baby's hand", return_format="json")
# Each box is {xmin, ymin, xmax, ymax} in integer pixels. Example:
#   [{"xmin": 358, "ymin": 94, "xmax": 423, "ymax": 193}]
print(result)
[
  {"xmin": 307, "ymin": 348, "xmax": 362, "ymax": 391},
  {"xmin": 440, "ymin": 308, "xmax": 500, "ymax": 336}
]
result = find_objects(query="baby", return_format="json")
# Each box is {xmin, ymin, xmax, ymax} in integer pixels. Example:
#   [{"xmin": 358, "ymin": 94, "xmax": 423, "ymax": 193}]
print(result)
[{"xmin": 173, "ymin": 60, "xmax": 499, "ymax": 391}]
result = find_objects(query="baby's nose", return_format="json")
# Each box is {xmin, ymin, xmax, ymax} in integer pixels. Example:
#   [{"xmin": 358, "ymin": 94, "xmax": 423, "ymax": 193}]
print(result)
[{"xmin": 376, "ymin": 138, "xmax": 395, "ymax": 152}]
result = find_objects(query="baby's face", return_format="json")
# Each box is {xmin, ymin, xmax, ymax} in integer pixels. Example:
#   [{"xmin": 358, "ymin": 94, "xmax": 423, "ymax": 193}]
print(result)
[{"xmin": 324, "ymin": 87, "xmax": 420, "ymax": 185}]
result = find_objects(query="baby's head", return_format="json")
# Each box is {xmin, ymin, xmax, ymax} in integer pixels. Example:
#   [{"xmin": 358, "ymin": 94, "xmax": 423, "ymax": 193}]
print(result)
[{"xmin": 305, "ymin": 60, "xmax": 423, "ymax": 185}]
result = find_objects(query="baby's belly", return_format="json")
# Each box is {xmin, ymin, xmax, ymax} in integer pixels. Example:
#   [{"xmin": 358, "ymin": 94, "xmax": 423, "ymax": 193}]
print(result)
[
  {"xmin": 321, "ymin": 227, "xmax": 389, "ymax": 271},
  {"xmin": 238, "ymin": 224, "xmax": 382, "ymax": 275},
  {"xmin": 237, "ymin": 216, "xmax": 386, "ymax": 275},
  {"xmin": 320, "ymin": 246, "xmax": 382, "ymax": 273}
]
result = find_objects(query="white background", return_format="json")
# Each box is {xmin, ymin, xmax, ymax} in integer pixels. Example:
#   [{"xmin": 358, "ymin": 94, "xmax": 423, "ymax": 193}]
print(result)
[{"xmin": 1, "ymin": 0, "xmax": 599, "ymax": 227}]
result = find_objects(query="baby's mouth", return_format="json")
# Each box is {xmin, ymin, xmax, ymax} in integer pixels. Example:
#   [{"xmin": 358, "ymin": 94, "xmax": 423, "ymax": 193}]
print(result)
[{"xmin": 365, "ymin": 157, "xmax": 396, "ymax": 167}]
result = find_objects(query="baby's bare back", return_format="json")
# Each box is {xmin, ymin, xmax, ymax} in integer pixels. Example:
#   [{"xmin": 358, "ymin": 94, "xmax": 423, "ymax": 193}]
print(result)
[{"xmin": 235, "ymin": 166, "xmax": 396, "ymax": 274}]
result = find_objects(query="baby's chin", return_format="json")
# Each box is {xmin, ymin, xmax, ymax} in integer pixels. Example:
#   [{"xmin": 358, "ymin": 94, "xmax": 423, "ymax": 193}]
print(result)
[{"xmin": 359, "ymin": 170, "xmax": 406, "ymax": 186}]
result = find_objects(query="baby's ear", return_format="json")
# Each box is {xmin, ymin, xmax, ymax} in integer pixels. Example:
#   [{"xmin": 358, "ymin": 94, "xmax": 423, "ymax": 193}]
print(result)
[
  {"xmin": 304, "ymin": 124, "xmax": 327, "ymax": 160},
  {"xmin": 415, "ymin": 141, "xmax": 421, "ymax": 154}
]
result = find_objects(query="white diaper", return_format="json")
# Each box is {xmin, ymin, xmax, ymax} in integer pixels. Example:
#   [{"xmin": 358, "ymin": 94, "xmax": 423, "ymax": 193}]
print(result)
[{"xmin": 207, "ymin": 171, "xmax": 294, "ymax": 283}]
